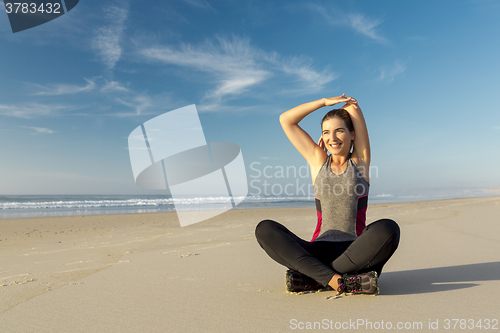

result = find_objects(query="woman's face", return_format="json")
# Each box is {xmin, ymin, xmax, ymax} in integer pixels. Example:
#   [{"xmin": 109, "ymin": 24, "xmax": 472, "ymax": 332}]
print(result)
[{"xmin": 321, "ymin": 117, "xmax": 355, "ymax": 156}]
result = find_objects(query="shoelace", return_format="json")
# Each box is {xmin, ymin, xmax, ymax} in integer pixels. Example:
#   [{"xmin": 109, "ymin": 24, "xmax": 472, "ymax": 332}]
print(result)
[{"xmin": 337, "ymin": 276, "xmax": 361, "ymax": 294}]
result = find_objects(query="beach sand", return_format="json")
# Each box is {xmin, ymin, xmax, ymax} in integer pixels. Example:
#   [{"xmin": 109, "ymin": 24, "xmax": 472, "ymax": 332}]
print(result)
[{"xmin": 1, "ymin": 196, "xmax": 499, "ymax": 332}]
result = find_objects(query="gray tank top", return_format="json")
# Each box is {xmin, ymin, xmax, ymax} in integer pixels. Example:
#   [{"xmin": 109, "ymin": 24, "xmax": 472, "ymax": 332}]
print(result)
[{"xmin": 313, "ymin": 155, "xmax": 370, "ymax": 242}]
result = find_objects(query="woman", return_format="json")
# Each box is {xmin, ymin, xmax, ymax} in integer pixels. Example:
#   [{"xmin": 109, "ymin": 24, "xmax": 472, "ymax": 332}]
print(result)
[{"xmin": 255, "ymin": 94, "xmax": 400, "ymax": 295}]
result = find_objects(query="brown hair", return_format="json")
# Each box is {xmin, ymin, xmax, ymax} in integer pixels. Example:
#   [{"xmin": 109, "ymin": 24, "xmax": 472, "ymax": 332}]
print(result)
[{"xmin": 321, "ymin": 108, "xmax": 354, "ymax": 132}]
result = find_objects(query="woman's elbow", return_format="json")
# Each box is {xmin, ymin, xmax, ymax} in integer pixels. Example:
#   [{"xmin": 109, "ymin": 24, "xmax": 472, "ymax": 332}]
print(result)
[
  {"xmin": 279, "ymin": 113, "xmax": 286, "ymax": 123},
  {"xmin": 279, "ymin": 113, "xmax": 289, "ymax": 126}
]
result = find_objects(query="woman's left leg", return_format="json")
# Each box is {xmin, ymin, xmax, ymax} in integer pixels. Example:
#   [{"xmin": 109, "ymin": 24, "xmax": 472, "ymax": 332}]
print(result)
[{"xmin": 331, "ymin": 218, "xmax": 400, "ymax": 276}]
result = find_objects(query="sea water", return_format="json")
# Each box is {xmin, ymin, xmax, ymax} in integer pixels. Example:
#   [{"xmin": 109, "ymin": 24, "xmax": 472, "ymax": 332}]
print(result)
[
  {"xmin": 0, "ymin": 194, "xmax": 315, "ymax": 219},
  {"xmin": 1, "ymin": 188, "xmax": 499, "ymax": 219}
]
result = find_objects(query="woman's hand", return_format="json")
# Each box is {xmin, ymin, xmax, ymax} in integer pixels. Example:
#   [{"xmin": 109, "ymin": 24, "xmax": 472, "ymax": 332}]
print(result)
[
  {"xmin": 323, "ymin": 94, "xmax": 357, "ymax": 107},
  {"xmin": 317, "ymin": 137, "xmax": 327, "ymax": 153}
]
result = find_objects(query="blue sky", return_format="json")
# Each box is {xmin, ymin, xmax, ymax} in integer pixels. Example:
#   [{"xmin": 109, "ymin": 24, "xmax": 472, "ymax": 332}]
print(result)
[{"xmin": 1, "ymin": 0, "xmax": 499, "ymax": 199}]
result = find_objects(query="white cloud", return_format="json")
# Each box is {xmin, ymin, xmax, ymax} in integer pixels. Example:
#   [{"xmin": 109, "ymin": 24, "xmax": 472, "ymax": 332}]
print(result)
[
  {"xmin": 92, "ymin": 2, "xmax": 129, "ymax": 69},
  {"xmin": 101, "ymin": 80, "xmax": 130, "ymax": 93},
  {"xmin": 141, "ymin": 37, "xmax": 270, "ymax": 102},
  {"xmin": 376, "ymin": 60, "xmax": 406, "ymax": 82},
  {"xmin": 308, "ymin": 4, "xmax": 388, "ymax": 44},
  {"xmin": 21, "ymin": 126, "xmax": 55, "ymax": 134},
  {"xmin": 273, "ymin": 56, "xmax": 337, "ymax": 93},
  {"xmin": 24, "ymin": 76, "xmax": 169, "ymax": 117},
  {"xmin": 0, "ymin": 103, "xmax": 67, "ymax": 118},
  {"xmin": 115, "ymin": 94, "xmax": 154, "ymax": 116},
  {"xmin": 140, "ymin": 36, "xmax": 336, "ymax": 109},
  {"xmin": 32, "ymin": 78, "xmax": 96, "ymax": 96},
  {"xmin": 30, "ymin": 77, "xmax": 131, "ymax": 96},
  {"xmin": 347, "ymin": 14, "xmax": 388, "ymax": 44}
]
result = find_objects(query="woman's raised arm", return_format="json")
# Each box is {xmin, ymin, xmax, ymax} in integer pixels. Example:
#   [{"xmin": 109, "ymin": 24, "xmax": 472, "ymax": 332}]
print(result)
[
  {"xmin": 279, "ymin": 94, "xmax": 355, "ymax": 166},
  {"xmin": 341, "ymin": 100, "xmax": 371, "ymax": 171}
]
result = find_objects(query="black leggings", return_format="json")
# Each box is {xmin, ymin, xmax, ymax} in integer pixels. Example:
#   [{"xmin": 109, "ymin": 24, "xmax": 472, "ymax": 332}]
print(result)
[{"xmin": 255, "ymin": 219, "xmax": 400, "ymax": 287}]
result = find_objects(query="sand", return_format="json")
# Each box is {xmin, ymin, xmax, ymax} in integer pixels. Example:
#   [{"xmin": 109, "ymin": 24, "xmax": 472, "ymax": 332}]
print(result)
[{"xmin": 1, "ymin": 196, "xmax": 500, "ymax": 332}]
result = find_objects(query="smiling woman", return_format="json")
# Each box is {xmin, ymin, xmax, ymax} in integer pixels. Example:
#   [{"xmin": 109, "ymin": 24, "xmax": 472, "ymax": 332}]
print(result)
[{"xmin": 255, "ymin": 94, "xmax": 400, "ymax": 295}]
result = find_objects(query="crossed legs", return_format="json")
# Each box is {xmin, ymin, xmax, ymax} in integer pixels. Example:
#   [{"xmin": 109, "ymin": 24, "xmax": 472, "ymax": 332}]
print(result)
[{"xmin": 255, "ymin": 219, "xmax": 400, "ymax": 287}]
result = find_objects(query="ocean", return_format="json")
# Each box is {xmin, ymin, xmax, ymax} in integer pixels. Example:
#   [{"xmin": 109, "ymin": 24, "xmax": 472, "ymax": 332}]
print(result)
[
  {"xmin": 1, "ymin": 189, "xmax": 499, "ymax": 219},
  {"xmin": 0, "ymin": 194, "xmax": 315, "ymax": 219}
]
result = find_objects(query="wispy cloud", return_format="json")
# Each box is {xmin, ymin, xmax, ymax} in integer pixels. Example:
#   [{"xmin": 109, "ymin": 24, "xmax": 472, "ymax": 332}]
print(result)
[
  {"xmin": 112, "ymin": 91, "xmax": 176, "ymax": 117},
  {"xmin": 308, "ymin": 4, "xmax": 388, "ymax": 44},
  {"xmin": 376, "ymin": 60, "xmax": 406, "ymax": 82},
  {"xmin": 92, "ymin": 1, "xmax": 129, "ymax": 69},
  {"xmin": 21, "ymin": 76, "xmax": 169, "ymax": 117},
  {"xmin": 271, "ymin": 55, "xmax": 337, "ymax": 94},
  {"xmin": 32, "ymin": 78, "xmax": 96, "ymax": 96},
  {"xmin": 31, "ymin": 77, "xmax": 131, "ymax": 95},
  {"xmin": 115, "ymin": 94, "xmax": 153, "ymax": 116},
  {"xmin": 21, "ymin": 126, "xmax": 55, "ymax": 134},
  {"xmin": 101, "ymin": 80, "xmax": 130, "ymax": 93},
  {"xmin": 141, "ymin": 37, "xmax": 270, "ymax": 103},
  {"xmin": 0, "ymin": 103, "xmax": 67, "ymax": 118},
  {"xmin": 347, "ymin": 14, "xmax": 388, "ymax": 44},
  {"xmin": 140, "ymin": 36, "xmax": 336, "ymax": 110}
]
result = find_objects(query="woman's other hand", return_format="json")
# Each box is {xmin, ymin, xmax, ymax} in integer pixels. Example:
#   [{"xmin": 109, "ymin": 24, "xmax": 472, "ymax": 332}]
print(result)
[
  {"xmin": 323, "ymin": 94, "xmax": 357, "ymax": 107},
  {"xmin": 344, "ymin": 97, "xmax": 358, "ymax": 105}
]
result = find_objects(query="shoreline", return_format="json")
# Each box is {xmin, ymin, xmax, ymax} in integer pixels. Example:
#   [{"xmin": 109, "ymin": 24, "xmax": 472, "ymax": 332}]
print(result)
[
  {"xmin": 1, "ymin": 195, "xmax": 499, "ymax": 243},
  {"xmin": 1, "ymin": 193, "xmax": 500, "ymax": 221}
]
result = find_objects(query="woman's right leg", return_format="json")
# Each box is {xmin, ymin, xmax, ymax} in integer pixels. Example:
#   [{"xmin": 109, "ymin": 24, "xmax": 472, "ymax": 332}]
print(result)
[{"xmin": 255, "ymin": 219, "xmax": 350, "ymax": 287}]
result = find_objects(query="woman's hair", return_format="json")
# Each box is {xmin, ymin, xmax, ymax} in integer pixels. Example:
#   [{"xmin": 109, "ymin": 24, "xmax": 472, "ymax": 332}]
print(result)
[{"xmin": 321, "ymin": 108, "xmax": 354, "ymax": 132}]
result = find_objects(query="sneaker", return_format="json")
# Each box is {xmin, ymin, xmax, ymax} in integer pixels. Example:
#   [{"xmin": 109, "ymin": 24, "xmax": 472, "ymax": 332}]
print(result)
[
  {"xmin": 285, "ymin": 269, "xmax": 324, "ymax": 292},
  {"xmin": 337, "ymin": 271, "xmax": 379, "ymax": 295}
]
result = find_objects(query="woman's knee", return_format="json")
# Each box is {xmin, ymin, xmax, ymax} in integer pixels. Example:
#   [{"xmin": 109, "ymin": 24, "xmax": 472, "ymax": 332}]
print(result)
[
  {"xmin": 255, "ymin": 219, "xmax": 279, "ymax": 242},
  {"xmin": 365, "ymin": 218, "xmax": 400, "ymax": 241}
]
